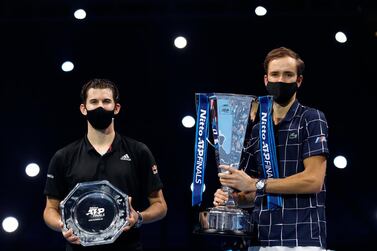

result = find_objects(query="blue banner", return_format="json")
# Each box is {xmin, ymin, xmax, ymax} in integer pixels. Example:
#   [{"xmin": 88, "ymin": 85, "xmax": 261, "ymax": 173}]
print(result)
[
  {"xmin": 259, "ymin": 96, "xmax": 283, "ymax": 209},
  {"xmin": 192, "ymin": 93, "xmax": 210, "ymax": 206}
]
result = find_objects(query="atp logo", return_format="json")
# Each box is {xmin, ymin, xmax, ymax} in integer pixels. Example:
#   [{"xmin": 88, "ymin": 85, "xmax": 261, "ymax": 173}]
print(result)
[
  {"xmin": 86, "ymin": 207, "xmax": 105, "ymax": 218},
  {"xmin": 220, "ymin": 104, "xmax": 230, "ymax": 114}
]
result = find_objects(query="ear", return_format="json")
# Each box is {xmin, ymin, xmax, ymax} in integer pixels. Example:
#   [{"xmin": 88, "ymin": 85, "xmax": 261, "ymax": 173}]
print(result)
[
  {"xmin": 263, "ymin": 74, "xmax": 268, "ymax": 86},
  {"xmin": 114, "ymin": 103, "xmax": 121, "ymax": 115},
  {"xmin": 80, "ymin": 104, "xmax": 87, "ymax": 115},
  {"xmin": 297, "ymin": 75, "xmax": 303, "ymax": 87}
]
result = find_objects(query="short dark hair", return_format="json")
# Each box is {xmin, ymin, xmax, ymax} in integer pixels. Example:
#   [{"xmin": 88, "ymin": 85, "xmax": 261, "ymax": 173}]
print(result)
[
  {"xmin": 264, "ymin": 47, "xmax": 305, "ymax": 75},
  {"xmin": 80, "ymin": 78, "xmax": 120, "ymax": 103}
]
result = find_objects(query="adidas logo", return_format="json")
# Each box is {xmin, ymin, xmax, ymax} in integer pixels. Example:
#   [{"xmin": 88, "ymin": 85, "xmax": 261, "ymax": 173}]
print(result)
[{"xmin": 120, "ymin": 154, "xmax": 131, "ymax": 161}]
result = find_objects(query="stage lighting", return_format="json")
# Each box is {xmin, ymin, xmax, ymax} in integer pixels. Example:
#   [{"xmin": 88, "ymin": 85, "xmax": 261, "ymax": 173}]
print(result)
[
  {"xmin": 255, "ymin": 6, "xmax": 267, "ymax": 16},
  {"xmin": 74, "ymin": 9, "xmax": 87, "ymax": 20},
  {"xmin": 61, "ymin": 61, "xmax": 74, "ymax": 72},
  {"xmin": 25, "ymin": 163, "xmax": 40, "ymax": 177},
  {"xmin": 333, "ymin": 155, "xmax": 347, "ymax": 169},
  {"xmin": 335, "ymin": 31, "xmax": 347, "ymax": 43},
  {"xmin": 182, "ymin": 115, "xmax": 195, "ymax": 128},
  {"xmin": 174, "ymin": 36, "xmax": 187, "ymax": 49},
  {"xmin": 2, "ymin": 217, "xmax": 19, "ymax": 233}
]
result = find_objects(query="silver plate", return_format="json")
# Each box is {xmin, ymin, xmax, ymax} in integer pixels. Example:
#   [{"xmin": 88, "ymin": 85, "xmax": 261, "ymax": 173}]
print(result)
[{"xmin": 60, "ymin": 180, "xmax": 129, "ymax": 246}]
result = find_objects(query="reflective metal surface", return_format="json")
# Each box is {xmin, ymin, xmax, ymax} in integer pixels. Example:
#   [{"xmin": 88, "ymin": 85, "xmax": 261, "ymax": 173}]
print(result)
[
  {"xmin": 60, "ymin": 180, "xmax": 129, "ymax": 246},
  {"xmin": 199, "ymin": 206, "xmax": 252, "ymax": 235},
  {"xmin": 209, "ymin": 93, "xmax": 257, "ymax": 206},
  {"xmin": 195, "ymin": 93, "xmax": 256, "ymax": 236}
]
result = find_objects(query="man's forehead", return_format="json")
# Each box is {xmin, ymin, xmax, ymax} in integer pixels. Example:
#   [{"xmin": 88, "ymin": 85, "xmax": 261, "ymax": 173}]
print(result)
[
  {"xmin": 87, "ymin": 88, "xmax": 114, "ymax": 98},
  {"xmin": 268, "ymin": 57, "xmax": 297, "ymax": 72},
  {"xmin": 87, "ymin": 88, "xmax": 113, "ymax": 95}
]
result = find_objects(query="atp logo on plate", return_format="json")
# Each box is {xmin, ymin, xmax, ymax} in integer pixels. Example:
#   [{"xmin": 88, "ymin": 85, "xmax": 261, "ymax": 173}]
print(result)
[{"xmin": 86, "ymin": 207, "xmax": 105, "ymax": 221}]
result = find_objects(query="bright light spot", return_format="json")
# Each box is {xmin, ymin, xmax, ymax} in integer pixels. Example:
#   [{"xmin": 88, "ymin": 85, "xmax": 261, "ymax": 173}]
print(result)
[
  {"xmin": 174, "ymin": 36, "xmax": 187, "ymax": 49},
  {"xmin": 61, "ymin": 61, "xmax": 74, "ymax": 72},
  {"xmin": 74, "ymin": 9, "xmax": 87, "ymax": 20},
  {"xmin": 25, "ymin": 163, "xmax": 40, "ymax": 177},
  {"xmin": 335, "ymin": 31, "xmax": 347, "ymax": 43},
  {"xmin": 255, "ymin": 6, "xmax": 267, "ymax": 16},
  {"xmin": 2, "ymin": 217, "xmax": 19, "ymax": 233},
  {"xmin": 333, "ymin": 155, "xmax": 347, "ymax": 169},
  {"xmin": 190, "ymin": 182, "xmax": 206, "ymax": 192},
  {"xmin": 182, "ymin": 116, "xmax": 195, "ymax": 128}
]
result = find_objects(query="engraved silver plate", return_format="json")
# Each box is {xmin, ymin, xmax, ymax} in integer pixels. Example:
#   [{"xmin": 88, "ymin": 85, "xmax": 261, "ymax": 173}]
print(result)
[{"xmin": 60, "ymin": 180, "xmax": 129, "ymax": 246}]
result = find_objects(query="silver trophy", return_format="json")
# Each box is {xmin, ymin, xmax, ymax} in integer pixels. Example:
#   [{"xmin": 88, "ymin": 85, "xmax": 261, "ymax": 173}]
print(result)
[
  {"xmin": 60, "ymin": 180, "xmax": 130, "ymax": 246},
  {"xmin": 199, "ymin": 93, "xmax": 257, "ymax": 235}
]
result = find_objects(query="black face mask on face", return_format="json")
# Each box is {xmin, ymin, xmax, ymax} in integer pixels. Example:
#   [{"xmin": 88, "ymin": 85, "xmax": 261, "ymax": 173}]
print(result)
[
  {"xmin": 266, "ymin": 81, "xmax": 298, "ymax": 105},
  {"xmin": 86, "ymin": 107, "xmax": 114, "ymax": 130}
]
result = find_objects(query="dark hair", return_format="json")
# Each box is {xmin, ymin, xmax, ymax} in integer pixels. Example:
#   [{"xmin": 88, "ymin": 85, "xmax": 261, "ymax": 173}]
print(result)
[
  {"xmin": 264, "ymin": 47, "xmax": 305, "ymax": 75},
  {"xmin": 80, "ymin": 78, "xmax": 120, "ymax": 103}
]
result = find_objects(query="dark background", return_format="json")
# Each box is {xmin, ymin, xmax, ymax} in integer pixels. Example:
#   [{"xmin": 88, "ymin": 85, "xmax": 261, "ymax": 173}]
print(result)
[{"xmin": 1, "ymin": 1, "xmax": 376, "ymax": 250}]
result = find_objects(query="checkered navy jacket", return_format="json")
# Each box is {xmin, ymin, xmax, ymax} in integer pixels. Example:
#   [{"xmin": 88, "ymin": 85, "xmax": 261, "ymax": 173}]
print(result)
[{"xmin": 243, "ymin": 100, "xmax": 329, "ymax": 248}]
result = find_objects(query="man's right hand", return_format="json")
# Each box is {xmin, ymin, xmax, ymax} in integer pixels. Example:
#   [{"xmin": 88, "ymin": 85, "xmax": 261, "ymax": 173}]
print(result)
[
  {"xmin": 60, "ymin": 220, "xmax": 80, "ymax": 245},
  {"xmin": 213, "ymin": 189, "xmax": 229, "ymax": 207}
]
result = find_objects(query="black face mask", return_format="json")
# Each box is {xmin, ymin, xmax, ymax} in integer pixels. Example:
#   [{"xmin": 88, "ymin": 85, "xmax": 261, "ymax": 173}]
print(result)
[
  {"xmin": 86, "ymin": 107, "xmax": 114, "ymax": 130},
  {"xmin": 266, "ymin": 81, "xmax": 298, "ymax": 105}
]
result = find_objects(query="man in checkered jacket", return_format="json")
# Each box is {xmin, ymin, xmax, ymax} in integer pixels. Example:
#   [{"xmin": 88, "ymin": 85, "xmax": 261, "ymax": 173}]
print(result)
[{"xmin": 214, "ymin": 47, "xmax": 329, "ymax": 251}]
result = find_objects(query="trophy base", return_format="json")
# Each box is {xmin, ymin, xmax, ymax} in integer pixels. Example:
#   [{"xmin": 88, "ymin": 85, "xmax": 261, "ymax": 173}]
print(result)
[{"xmin": 199, "ymin": 206, "xmax": 252, "ymax": 235}]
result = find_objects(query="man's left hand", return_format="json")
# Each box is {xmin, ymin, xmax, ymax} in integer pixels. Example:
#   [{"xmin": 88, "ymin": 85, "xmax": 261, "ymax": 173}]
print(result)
[
  {"xmin": 218, "ymin": 165, "xmax": 257, "ymax": 192},
  {"xmin": 123, "ymin": 197, "xmax": 139, "ymax": 232}
]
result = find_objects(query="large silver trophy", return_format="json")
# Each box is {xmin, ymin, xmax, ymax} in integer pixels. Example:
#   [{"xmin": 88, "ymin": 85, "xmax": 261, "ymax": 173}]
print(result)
[
  {"xmin": 198, "ymin": 93, "xmax": 257, "ymax": 235},
  {"xmin": 60, "ymin": 180, "xmax": 130, "ymax": 246}
]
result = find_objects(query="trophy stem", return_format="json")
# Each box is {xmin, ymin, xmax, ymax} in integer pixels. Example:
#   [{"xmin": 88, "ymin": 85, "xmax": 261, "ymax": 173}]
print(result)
[
  {"xmin": 219, "ymin": 163, "xmax": 238, "ymax": 207},
  {"xmin": 222, "ymin": 186, "xmax": 236, "ymax": 207}
]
